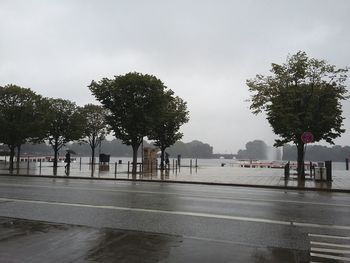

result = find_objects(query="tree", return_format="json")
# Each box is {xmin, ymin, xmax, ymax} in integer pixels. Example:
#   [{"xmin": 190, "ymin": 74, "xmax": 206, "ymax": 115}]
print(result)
[
  {"xmin": 237, "ymin": 140, "xmax": 268, "ymax": 160},
  {"xmin": 247, "ymin": 51, "xmax": 348, "ymax": 180},
  {"xmin": 79, "ymin": 104, "xmax": 109, "ymax": 164},
  {"xmin": 0, "ymin": 85, "xmax": 45, "ymax": 170},
  {"xmin": 149, "ymin": 91, "xmax": 189, "ymax": 170},
  {"xmin": 89, "ymin": 72, "xmax": 167, "ymax": 174},
  {"xmin": 45, "ymin": 98, "xmax": 85, "ymax": 168}
]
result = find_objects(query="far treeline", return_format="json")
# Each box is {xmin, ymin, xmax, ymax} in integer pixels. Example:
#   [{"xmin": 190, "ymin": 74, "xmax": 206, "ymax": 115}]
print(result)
[
  {"xmin": 236, "ymin": 140, "xmax": 350, "ymax": 162},
  {"xmin": 6, "ymin": 138, "xmax": 350, "ymax": 162},
  {"xmin": 7, "ymin": 139, "xmax": 214, "ymax": 159}
]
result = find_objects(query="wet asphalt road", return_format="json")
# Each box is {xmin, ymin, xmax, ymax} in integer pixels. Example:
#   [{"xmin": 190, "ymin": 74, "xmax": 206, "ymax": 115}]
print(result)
[{"xmin": 0, "ymin": 175, "xmax": 349, "ymax": 262}]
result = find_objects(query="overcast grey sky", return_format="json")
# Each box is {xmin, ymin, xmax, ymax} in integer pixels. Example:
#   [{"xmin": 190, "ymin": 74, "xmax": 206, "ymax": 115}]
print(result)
[{"xmin": 1, "ymin": 0, "xmax": 350, "ymax": 153}]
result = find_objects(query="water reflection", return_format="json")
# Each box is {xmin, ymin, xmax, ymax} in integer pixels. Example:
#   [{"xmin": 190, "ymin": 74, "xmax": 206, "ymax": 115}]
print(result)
[
  {"xmin": 86, "ymin": 229, "xmax": 182, "ymax": 263},
  {"xmin": 252, "ymin": 245, "xmax": 309, "ymax": 262}
]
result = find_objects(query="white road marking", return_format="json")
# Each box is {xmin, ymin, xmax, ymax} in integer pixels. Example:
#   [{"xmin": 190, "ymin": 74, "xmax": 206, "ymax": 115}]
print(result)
[
  {"xmin": 311, "ymin": 247, "xmax": 350, "ymax": 254},
  {"xmin": 295, "ymin": 222, "xmax": 350, "ymax": 230},
  {"xmin": 1, "ymin": 197, "xmax": 350, "ymax": 231},
  {"xmin": 308, "ymin": 233, "xmax": 350, "ymax": 240},
  {"xmin": 0, "ymin": 182, "xmax": 349, "ymax": 208},
  {"xmin": 311, "ymin": 241, "xmax": 350, "ymax": 249},
  {"xmin": 309, "ymin": 233, "xmax": 350, "ymax": 262},
  {"xmin": 310, "ymin": 252, "xmax": 350, "ymax": 261}
]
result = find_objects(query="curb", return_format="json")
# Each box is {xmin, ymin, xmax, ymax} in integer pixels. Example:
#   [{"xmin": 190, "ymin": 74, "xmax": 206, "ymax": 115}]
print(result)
[{"xmin": 1, "ymin": 173, "xmax": 350, "ymax": 193}]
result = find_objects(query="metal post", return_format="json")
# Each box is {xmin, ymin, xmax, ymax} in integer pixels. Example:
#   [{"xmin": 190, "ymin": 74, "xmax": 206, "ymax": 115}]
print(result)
[
  {"xmin": 4, "ymin": 156, "xmax": 7, "ymax": 165},
  {"xmin": 172, "ymin": 159, "xmax": 175, "ymax": 171},
  {"xmin": 190, "ymin": 159, "xmax": 192, "ymax": 174},
  {"xmin": 39, "ymin": 159, "xmax": 42, "ymax": 169},
  {"xmin": 346, "ymin": 158, "xmax": 349, "ymax": 171},
  {"xmin": 309, "ymin": 161, "xmax": 313, "ymax": 178},
  {"xmin": 141, "ymin": 139, "xmax": 144, "ymax": 174},
  {"xmin": 195, "ymin": 159, "xmax": 198, "ymax": 168},
  {"xmin": 325, "ymin": 160, "xmax": 332, "ymax": 181},
  {"xmin": 114, "ymin": 162, "xmax": 117, "ymax": 178},
  {"xmin": 27, "ymin": 156, "xmax": 30, "ymax": 169},
  {"xmin": 127, "ymin": 161, "xmax": 130, "ymax": 174},
  {"xmin": 175, "ymin": 160, "xmax": 178, "ymax": 173},
  {"xmin": 80, "ymin": 157, "xmax": 82, "ymax": 170}
]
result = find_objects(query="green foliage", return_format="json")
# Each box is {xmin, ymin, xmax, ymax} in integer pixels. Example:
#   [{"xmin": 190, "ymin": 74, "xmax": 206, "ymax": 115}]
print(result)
[
  {"xmin": 0, "ymin": 84, "xmax": 45, "ymax": 169},
  {"xmin": 89, "ymin": 72, "xmax": 168, "ymax": 173},
  {"xmin": 247, "ymin": 51, "xmax": 348, "ymax": 178},
  {"xmin": 79, "ymin": 104, "xmax": 110, "ymax": 162},
  {"xmin": 89, "ymin": 72, "xmax": 166, "ymax": 146},
  {"xmin": 148, "ymin": 91, "xmax": 189, "ymax": 169},
  {"xmin": 150, "ymin": 92, "xmax": 189, "ymax": 149},
  {"xmin": 45, "ymin": 98, "xmax": 85, "ymax": 167}
]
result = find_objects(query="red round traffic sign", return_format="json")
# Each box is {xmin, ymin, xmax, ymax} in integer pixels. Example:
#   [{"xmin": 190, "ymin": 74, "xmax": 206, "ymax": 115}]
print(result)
[{"xmin": 301, "ymin": 132, "xmax": 314, "ymax": 144}]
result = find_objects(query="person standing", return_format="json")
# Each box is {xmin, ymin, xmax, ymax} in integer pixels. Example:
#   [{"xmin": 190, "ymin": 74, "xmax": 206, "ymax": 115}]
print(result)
[{"xmin": 65, "ymin": 152, "xmax": 71, "ymax": 169}]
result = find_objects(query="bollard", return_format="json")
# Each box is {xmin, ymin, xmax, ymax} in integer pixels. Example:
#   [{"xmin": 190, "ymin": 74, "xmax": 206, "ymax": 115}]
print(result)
[
  {"xmin": 27, "ymin": 156, "xmax": 30, "ymax": 169},
  {"xmin": 346, "ymin": 158, "xmax": 349, "ymax": 171},
  {"xmin": 325, "ymin": 160, "xmax": 332, "ymax": 181},
  {"xmin": 195, "ymin": 159, "xmax": 198, "ymax": 168},
  {"xmin": 39, "ymin": 159, "xmax": 42, "ymax": 169},
  {"xmin": 309, "ymin": 161, "xmax": 313, "ymax": 178},
  {"xmin": 128, "ymin": 161, "xmax": 130, "ymax": 174},
  {"xmin": 80, "ymin": 157, "xmax": 82, "ymax": 170},
  {"xmin": 114, "ymin": 162, "xmax": 117, "ymax": 177},
  {"xmin": 175, "ymin": 160, "xmax": 178, "ymax": 172},
  {"xmin": 172, "ymin": 159, "xmax": 175, "ymax": 171}
]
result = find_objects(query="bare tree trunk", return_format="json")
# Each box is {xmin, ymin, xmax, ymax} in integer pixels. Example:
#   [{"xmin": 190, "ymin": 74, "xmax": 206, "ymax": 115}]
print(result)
[
  {"xmin": 91, "ymin": 134, "xmax": 96, "ymax": 165},
  {"xmin": 297, "ymin": 142, "xmax": 305, "ymax": 180},
  {"xmin": 160, "ymin": 148, "xmax": 165, "ymax": 171},
  {"xmin": 92, "ymin": 146, "xmax": 95, "ymax": 165},
  {"xmin": 132, "ymin": 144, "xmax": 139, "ymax": 175},
  {"xmin": 9, "ymin": 145, "xmax": 15, "ymax": 171},
  {"xmin": 16, "ymin": 144, "xmax": 21, "ymax": 166},
  {"xmin": 53, "ymin": 142, "xmax": 58, "ymax": 168}
]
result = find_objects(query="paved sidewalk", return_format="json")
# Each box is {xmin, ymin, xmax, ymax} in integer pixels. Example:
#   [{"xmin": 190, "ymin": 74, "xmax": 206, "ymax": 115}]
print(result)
[{"xmin": 1, "ymin": 162, "xmax": 350, "ymax": 192}]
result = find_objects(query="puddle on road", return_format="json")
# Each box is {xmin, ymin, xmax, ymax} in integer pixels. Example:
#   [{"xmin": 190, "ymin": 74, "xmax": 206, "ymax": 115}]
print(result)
[
  {"xmin": 0, "ymin": 217, "xmax": 310, "ymax": 263},
  {"xmin": 86, "ymin": 230, "xmax": 183, "ymax": 263},
  {"xmin": 0, "ymin": 217, "xmax": 184, "ymax": 263}
]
